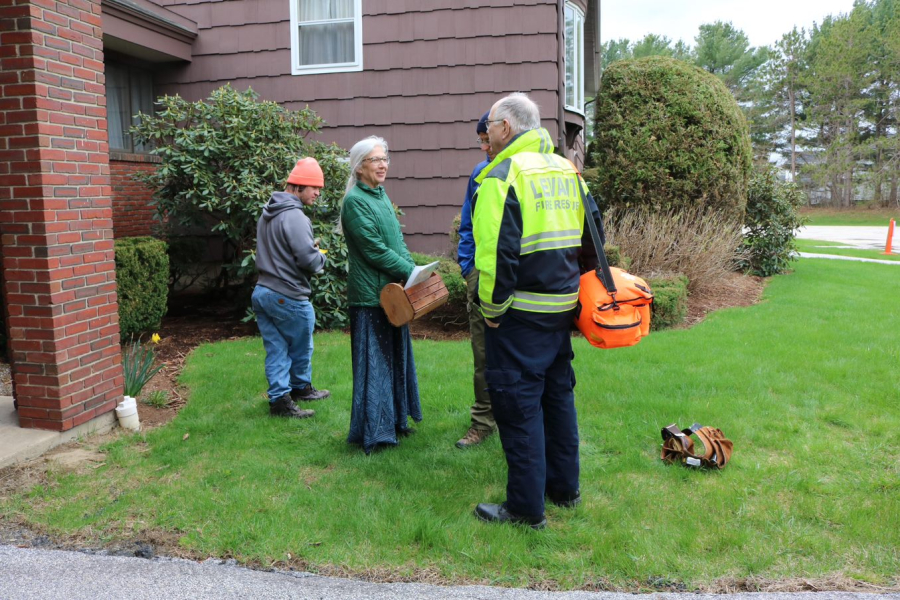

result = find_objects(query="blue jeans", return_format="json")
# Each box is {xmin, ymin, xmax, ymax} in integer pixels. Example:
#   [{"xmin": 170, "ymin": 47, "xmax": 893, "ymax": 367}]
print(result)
[{"xmin": 251, "ymin": 285, "xmax": 315, "ymax": 402}]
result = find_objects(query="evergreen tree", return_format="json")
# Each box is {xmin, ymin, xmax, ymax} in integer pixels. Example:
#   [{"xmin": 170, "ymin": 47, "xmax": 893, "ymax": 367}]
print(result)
[
  {"xmin": 694, "ymin": 21, "xmax": 769, "ymax": 95},
  {"xmin": 753, "ymin": 27, "xmax": 809, "ymax": 178},
  {"xmin": 804, "ymin": 9, "xmax": 874, "ymax": 206}
]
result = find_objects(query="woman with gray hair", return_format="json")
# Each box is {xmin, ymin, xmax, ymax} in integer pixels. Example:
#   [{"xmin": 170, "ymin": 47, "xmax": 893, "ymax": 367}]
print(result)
[{"xmin": 340, "ymin": 136, "xmax": 421, "ymax": 454}]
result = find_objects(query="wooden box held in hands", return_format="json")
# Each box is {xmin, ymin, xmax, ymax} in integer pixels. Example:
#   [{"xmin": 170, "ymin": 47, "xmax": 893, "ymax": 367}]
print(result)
[{"xmin": 380, "ymin": 273, "xmax": 449, "ymax": 327}]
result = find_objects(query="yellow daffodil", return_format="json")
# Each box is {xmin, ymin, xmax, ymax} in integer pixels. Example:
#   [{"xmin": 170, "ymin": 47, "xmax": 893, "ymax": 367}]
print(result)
[{"xmin": 151, "ymin": 333, "xmax": 161, "ymax": 344}]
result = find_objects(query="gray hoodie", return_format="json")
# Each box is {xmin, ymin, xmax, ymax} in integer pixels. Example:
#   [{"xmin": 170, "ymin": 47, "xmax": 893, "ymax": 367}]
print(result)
[{"xmin": 255, "ymin": 191, "xmax": 326, "ymax": 300}]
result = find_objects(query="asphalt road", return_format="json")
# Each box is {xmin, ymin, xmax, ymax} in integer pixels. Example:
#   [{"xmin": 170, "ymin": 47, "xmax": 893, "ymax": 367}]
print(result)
[{"xmin": 2, "ymin": 544, "xmax": 898, "ymax": 600}]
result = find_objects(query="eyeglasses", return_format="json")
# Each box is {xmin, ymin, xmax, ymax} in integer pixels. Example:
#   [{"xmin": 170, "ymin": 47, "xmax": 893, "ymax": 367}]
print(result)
[
  {"xmin": 362, "ymin": 156, "xmax": 390, "ymax": 165},
  {"xmin": 476, "ymin": 138, "xmax": 490, "ymax": 146}
]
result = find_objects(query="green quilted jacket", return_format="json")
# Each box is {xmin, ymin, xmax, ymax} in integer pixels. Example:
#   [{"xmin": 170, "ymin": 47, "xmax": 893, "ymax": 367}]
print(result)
[{"xmin": 341, "ymin": 182, "xmax": 415, "ymax": 307}]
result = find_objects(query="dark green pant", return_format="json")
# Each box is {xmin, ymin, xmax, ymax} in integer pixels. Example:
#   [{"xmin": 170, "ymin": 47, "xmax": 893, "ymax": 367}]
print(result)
[{"xmin": 466, "ymin": 268, "xmax": 494, "ymax": 431}]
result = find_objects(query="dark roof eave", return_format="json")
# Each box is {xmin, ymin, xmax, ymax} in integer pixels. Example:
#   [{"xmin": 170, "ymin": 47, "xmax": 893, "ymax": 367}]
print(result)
[{"xmin": 102, "ymin": 0, "xmax": 198, "ymax": 43}]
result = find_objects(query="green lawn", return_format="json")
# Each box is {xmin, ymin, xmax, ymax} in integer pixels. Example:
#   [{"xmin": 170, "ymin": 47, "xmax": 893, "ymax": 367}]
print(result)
[
  {"xmin": 796, "ymin": 239, "xmax": 900, "ymax": 261},
  {"xmin": 800, "ymin": 207, "xmax": 898, "ymax": 226},
  {"xmin": 3, "ymin": 258, "xmax": 899, "ymax": 590}
]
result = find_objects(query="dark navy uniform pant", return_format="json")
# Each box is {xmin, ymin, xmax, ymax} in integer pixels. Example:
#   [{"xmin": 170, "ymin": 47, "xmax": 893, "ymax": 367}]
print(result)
[{"xmin": 485, "ymin": 317, "xmax": 580, "ymax": 518}]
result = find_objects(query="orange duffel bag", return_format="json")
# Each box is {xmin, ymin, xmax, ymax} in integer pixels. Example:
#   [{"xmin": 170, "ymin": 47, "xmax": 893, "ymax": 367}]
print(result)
[
  {"xmin": 575, "ymin": 266, "xmax": 653, "ymax": 349},
  {"xmin": 573, "ymin": 176, "xmax": 653, "ymax": 349}
]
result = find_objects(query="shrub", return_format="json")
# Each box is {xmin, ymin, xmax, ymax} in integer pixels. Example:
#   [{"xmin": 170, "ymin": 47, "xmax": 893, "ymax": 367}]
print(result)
[
  {"xmin": 449, "ymin": 213, "xmax": 461, "ymax": 251},
  {"xmin": 647, "ymin": 274, "xmax": 689, "ymax": 330},
  {"xmin": 132, "ymin": 85, "xmax": 351, "ymax": 329},
  {"xmin": 740, "ymin": 166, "xmax": 807, "ymax": 276},
  {"xmin": 115, "ymin": 237, "xmax": 169, "ymax": 337},
  {"xmin": 603, "ymin": 205, "xmax": 748, "ymax": 299},
  {"xmin": 603, "ymin": 245, "xmax": 631, "ymax": 270},
  {"xmin": 588, "ymin": 56, "xmax": 752, "ymax": 219},
  {"xmin": 166, "ymin": 236, "xmax": 209, "ymax": 293}
]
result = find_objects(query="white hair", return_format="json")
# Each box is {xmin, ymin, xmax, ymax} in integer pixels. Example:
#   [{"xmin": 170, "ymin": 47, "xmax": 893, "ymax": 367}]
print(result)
[
  {"xmin": 344, "ymin": 136, "xmax": 388, "ymax": 197},
  {"xmin": 492, "ymin": 92, "xmax": 541, "ymax": 135},
  {"xmin": 337, "ymin": 135, "xmax": 389, "ymax": 234}
]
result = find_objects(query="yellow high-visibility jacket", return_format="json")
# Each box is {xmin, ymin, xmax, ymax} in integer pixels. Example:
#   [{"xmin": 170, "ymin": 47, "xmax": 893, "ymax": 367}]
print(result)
[{"xmin": 473, "ymin": 128, "xmax": 605, "ymax": 330}]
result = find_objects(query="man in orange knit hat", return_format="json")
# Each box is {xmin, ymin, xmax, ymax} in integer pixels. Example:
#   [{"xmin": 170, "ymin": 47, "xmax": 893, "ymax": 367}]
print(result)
[{"xmin": 252, "ymin": 157, "xmax": 330, "ymax": 419}]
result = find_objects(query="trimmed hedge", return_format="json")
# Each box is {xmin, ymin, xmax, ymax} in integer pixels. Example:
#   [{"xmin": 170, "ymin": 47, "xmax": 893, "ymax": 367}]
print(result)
[
  {"xmin": 115, "ymin": 237, "xmax": 169, "ymax": 338},
  {"xmin": 648, "ymin": 274, "xmax": 689, "ymax": 331},
  {"xmin": 589, "ymin": 56, "xmax": 752, "ymax": 219}
]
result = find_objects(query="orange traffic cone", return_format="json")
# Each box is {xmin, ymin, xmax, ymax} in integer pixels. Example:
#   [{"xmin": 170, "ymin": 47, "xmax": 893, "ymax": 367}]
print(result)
[{"xmin": 883, "ymin": 219, "xmax": 895, "ymax": 255}]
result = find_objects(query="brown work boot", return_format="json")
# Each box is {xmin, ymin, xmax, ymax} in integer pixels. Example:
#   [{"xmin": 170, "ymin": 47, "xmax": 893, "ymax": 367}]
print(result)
[
  {"xmin": 269, "ymin": 394, "xmax": 314, "ymax": 419},
  {"xmin": 291, "ymin": 384, "xmax": 331, "ymax": 402},
  {"xmin": 455, "ymin": 426, "xmax": 493, "ymax": 449}
]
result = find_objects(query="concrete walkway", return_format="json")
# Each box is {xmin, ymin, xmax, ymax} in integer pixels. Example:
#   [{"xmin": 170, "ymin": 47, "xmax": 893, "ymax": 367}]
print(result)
[
  {"xmin": 0, "ymin": 395, "xmax": 116, "ymax": 469},
  {"xmin": 798, "ymin": 252, "xmax": 900, "ymax": 265}
]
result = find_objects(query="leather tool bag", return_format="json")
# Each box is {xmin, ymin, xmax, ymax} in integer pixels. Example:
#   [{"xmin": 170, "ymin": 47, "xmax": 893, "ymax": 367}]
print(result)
[
  {"xmin": 660, "ymin": 423, "xmax": 733, "ymax": 469},
  {"xmin": 573, "ymin": 178, "xmax": 653, "ymax": 349}
]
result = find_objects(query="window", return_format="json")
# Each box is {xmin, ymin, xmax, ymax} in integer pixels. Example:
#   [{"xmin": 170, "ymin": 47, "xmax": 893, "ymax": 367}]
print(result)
[
  {"xmin": 106, "ymin": 62, "xmax": 154, "ymax": 153},
  {"xmin": 564, "ymin": 3, "xmax": 585, "ymax": 113},
  {"xmin": 290, "ymin": 0, "xmax": 362, "ymax": 75}
]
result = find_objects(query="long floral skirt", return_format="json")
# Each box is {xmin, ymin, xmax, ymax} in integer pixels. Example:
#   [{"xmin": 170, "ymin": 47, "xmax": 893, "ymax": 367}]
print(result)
[{"xmin": 347, "ymin": 307, "xmax": 422, "ymax": 454}]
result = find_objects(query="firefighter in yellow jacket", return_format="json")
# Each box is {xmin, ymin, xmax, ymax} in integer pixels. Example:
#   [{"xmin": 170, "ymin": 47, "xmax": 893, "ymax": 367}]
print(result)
[{"xmin": 472, "ymin": 93, "xmax": 605, "ymax": 529}]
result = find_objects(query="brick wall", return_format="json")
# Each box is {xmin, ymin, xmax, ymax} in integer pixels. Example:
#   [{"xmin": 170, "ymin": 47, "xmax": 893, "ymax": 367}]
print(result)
[
  {"xmin": 110, "ymin": 153, "xmax": 159, "ymax": 238},
  {"xmin": 0, "ymin": 0, "xmax": 123, "ymax": 430}
]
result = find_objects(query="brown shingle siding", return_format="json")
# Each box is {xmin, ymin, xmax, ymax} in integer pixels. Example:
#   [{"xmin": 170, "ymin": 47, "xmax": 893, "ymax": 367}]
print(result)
[
  {"xmin": 152, "ymin": 0, "xmax": 569, "ymax": 253},
  {"xmin": 369, "ymin": 0, "xmax": 554, "ymax": 15},
  {"xmin": 160, "ymin": 34, "xmax": 558, "ymax": 82},
  {"xmin": 169, "ymin": 0, "xmax": 287, "ymax": 28}
]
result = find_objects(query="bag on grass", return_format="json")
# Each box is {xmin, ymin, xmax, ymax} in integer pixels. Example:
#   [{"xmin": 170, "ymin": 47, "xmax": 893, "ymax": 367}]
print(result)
[{"xmin": 660, "ymin": 423, "xmax": 733, "ymax": 469}]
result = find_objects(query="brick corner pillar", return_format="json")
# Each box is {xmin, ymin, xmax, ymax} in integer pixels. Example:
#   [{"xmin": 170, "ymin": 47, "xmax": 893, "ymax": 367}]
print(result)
[{"xmin": 0, "ymin": 0, "xmax": 123, "ymax": 430}]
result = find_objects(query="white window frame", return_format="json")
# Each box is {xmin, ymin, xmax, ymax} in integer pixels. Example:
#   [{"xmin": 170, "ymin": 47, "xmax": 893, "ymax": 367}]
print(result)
[
  {"xmin": 289, "ymin": 0, "xmax": 363, "ymax": 76},
  {"xmin": 564, "ymin": 2, "xmax": 585, "ymax": 114}
]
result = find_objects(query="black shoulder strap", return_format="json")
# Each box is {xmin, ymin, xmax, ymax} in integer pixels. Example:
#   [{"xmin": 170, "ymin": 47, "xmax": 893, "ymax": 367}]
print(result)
[{"xmin": 574, "ymin": 175, "xmax": 617, "ymax": 295}]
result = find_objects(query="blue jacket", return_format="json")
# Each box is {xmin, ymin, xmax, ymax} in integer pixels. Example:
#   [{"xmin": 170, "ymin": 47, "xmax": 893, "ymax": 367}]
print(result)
[{"xmin": 457, "ymin": 158, "xmax": 490, "ymax": 277}]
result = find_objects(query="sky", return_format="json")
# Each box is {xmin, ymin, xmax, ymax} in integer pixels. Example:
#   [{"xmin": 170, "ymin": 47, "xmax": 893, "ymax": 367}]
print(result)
[{"xmin": 600, "ymin": 0, "xmax": 859, "ymax": 49}]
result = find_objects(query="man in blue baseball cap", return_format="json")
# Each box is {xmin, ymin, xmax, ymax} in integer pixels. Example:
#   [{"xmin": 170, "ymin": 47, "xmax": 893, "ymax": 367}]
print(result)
[{"xmin": 455, "ymin": 112, "xmax": 497, "ymax": 449}]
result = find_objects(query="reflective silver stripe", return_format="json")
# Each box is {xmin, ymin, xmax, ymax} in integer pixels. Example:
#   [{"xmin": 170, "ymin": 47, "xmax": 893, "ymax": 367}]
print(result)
[
  {"xmin": 521, "ymin": 229, "xmax": 582, "ymax": 246},
  {"xmin": 540, "ymin": 129, "xmax": 553, "ymax": 153},
  {"xmin": 514, "ymin": 291, "xmax": 579, "ymax": 303},
  {"xmin": 520, "ymin": 239, "xmax": 581, "ymax": 254},
  {"xmin": 481, "ymin": 297, "xmax": 513, "ymax": 317},
  {"xmin": 511, "ymin": 298, "xmax": 578, "ymax": 313}
]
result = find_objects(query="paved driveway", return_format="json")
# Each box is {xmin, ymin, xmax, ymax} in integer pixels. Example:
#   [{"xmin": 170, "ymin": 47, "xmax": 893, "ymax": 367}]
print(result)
[
  {"xmin": 2, "ymin": 544, "xmax": 897, "ymax": 600},
  {"xmin": 796, "ymin": 225, "xmax": 896, "ymax": 251}
]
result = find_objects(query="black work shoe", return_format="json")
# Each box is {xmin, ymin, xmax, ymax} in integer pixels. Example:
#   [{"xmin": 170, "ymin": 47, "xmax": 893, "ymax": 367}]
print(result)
[
  {"xmin": 474, "ymin": 503, "xmax": 546, "ymax": 530},
  {"xmin": 291, "ymin": 384, "xmax": 331, "ymax": 402},
  {"xmin": 269, "ymin": 394, "xmax": 314, "ymax": 419},
  {"xmin": 547, "ymin": 490, "xmax": 581, "ymax": 508}
]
